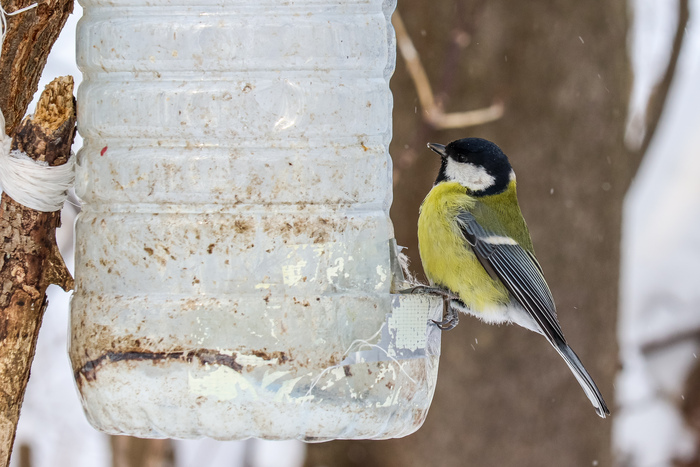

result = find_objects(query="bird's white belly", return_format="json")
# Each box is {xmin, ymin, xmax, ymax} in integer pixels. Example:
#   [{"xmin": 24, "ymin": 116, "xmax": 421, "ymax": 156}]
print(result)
[{"xmin": 449, "ymin": 299, "xmax": 542, "ymax": 334}]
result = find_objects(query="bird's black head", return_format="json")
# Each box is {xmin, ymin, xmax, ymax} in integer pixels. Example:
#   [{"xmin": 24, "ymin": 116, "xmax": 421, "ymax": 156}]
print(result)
[{"xmin": 428, "ymin": 138, "xmax": 513, "ymax": 196}]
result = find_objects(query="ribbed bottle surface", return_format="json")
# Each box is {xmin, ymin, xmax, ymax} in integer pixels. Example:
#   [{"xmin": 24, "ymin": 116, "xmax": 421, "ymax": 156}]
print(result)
[{"xmin": 71, "ymin": 0, "xmax": 440, "ymax": 440}]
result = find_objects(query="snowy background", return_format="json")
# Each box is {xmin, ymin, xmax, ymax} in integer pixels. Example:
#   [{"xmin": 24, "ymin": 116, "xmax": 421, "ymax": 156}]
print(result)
[
  {"xmin": 5, "ymin": 0, "xmax": 700, "ymax": 465},
  {"xmin": 616, "ymin": 0, "xmax": 700, "ymax": 465}
]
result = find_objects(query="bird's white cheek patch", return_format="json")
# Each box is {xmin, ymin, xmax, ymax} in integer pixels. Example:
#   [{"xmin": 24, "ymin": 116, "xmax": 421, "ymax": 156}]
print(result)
[{"xmin": 445, "ymin": 160, "xmax": 496, "ymax": 191}]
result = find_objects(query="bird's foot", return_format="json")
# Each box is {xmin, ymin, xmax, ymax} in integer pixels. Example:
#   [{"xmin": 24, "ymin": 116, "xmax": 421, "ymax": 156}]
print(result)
[
  {"xmin": 432, "ymin": 299, "xmax": 460, "ymax": 331},
  {"xmin": 398, "ymin": 286, "xmax": 461, "ymax": 330}
]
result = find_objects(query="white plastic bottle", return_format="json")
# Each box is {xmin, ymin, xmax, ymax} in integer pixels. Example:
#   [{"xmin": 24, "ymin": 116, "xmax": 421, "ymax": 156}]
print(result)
[{"xmin": 71, "ymin": 0, "xmax": 441, "ymax": 440}]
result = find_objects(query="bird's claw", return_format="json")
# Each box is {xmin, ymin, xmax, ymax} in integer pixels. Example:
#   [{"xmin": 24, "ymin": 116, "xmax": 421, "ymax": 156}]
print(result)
[
  {"xmin": 431, "ymin": 298, "xmax": 460, "ymax": 331},
  {"xmin": 432, "ymin": 314, "xmax": 459, "ymax": 331}
]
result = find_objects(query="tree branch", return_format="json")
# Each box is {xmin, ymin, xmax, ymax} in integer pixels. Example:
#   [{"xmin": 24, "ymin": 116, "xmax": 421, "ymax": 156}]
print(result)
[
  {"xmin": 0, "ymin": 76, "xmax": 75, "ymax": 467},
  {"xmin": 0, "ymin": 0, "xmax": 74, "ymax": 135}
]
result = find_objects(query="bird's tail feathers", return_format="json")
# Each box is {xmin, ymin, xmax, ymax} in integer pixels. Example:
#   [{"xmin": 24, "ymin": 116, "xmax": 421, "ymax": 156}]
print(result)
[{"xmin": 553, "ymin": 341, "xmax": 610, "ymax": 418}]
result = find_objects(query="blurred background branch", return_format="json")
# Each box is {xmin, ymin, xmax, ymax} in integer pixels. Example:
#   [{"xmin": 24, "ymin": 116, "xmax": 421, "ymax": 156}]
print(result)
[{"xmin": 393, "ymin": 9, "xmax": 504, "ymax": 130}]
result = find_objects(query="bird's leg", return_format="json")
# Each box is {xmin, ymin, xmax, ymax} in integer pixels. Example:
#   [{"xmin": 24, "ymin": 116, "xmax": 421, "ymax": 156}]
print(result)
[
  {"xmin": 398, "ymin": 285, "xmax": 460, "ymax": 301},
  {"xmin": 432, "ymin": 299, "xmax": 460, "ymax": 331}
]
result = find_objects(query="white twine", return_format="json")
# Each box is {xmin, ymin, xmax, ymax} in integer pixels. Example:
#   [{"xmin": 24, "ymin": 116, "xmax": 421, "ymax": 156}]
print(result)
[
  {"xmin": 0, "ymin": 111, "xmax": 75, "ymax": 212},
  {"xmin": 0, "ymin": 1, "xmax": 74, "ymax": 212}
]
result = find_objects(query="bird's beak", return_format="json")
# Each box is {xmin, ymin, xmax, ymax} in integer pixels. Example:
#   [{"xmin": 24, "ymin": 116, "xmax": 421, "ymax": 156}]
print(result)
[{"xmin": 427, "ymin": 143, "xmax": 447, "ymax": 158}]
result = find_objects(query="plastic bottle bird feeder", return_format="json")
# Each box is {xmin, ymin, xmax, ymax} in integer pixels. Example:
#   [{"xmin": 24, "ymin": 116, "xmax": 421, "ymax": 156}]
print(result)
[{"xmin": 70, "ymin": 0, "xmax": 442, "ymax": 440}]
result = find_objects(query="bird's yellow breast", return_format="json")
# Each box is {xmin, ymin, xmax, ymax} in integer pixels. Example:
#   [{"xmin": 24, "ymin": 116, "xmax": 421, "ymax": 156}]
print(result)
[{"xmin": 417, "ymin": 182, "xmax": 510, "ymax": 311}]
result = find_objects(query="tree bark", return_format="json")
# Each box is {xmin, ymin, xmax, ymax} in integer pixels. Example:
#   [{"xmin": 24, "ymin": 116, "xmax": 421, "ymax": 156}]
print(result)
[
  {"xmin": 0, "ymin": 76, "xmax": 75, "ymax": 467},
  {"xmin": 0, "ymin": 0, "xmax": 74, "ymax": 135}
]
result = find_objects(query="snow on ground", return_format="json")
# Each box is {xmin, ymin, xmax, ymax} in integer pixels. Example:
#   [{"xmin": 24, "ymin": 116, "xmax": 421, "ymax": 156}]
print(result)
[{"xmin": 616, "ymin": 0, "xmax": 700, "ymax": 465}]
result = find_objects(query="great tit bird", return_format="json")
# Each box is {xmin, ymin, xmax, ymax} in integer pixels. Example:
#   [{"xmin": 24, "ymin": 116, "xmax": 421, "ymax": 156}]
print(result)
[{"xmin": 417, "ymin": 137, "xmax": 610, "ymax": 418}]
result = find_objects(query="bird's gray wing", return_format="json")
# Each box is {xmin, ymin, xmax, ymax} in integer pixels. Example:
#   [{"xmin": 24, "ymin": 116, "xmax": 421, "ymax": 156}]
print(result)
[
  {"xmin": 455, "ymin": 211, "xmax": 563, "ymax": 341},
  {"xmin": 456, "ymin": 210, "xmax": 611, "ymax": 418}
]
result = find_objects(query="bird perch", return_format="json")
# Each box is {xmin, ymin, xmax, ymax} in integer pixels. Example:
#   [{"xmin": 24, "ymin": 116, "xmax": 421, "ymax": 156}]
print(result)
[{"xmin": 0, "ymin": 75, "xmax": 76, "ymax": 467}]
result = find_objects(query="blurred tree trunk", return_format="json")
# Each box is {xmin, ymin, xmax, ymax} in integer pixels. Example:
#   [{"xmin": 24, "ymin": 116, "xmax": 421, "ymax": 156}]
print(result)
[
  {"xmin": 306, "ymin": 0, "xmax": 638, "ymax": 466},
  {"xmin": 112, "ymin": 437, "xmax": 174, "ymax": 467}
]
